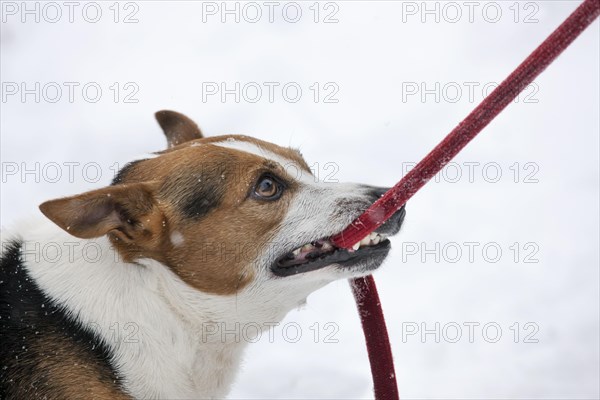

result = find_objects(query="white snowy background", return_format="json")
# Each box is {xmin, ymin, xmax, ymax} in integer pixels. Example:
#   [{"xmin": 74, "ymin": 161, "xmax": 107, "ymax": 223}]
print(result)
[{"xmin": 1, "ymin": 1, "xmax": 598, "ymax": 398}]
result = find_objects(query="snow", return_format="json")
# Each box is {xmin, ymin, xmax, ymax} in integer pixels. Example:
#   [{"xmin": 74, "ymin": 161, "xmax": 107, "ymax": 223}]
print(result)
[{"xmin": 1, "ymin": 1, "xmax": 598, "ymax": 398}]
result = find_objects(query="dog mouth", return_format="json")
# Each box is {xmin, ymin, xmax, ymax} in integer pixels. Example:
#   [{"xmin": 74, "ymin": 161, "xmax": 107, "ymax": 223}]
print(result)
[{"xmin": 271, "ymin": 232, "xmax": 391, "ymax": 277}]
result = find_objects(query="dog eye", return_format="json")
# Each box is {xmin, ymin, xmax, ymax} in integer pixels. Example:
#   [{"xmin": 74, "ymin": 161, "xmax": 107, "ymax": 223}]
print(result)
[{"xmin": 254, "ymin": 175, "xmax": 283, "ymax": 200}]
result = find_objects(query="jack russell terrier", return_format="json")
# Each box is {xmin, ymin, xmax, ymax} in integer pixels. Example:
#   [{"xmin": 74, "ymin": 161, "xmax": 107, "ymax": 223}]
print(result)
[{"xmin": 0, "ymin": 110, "xmax": 406, "ymax": 399}]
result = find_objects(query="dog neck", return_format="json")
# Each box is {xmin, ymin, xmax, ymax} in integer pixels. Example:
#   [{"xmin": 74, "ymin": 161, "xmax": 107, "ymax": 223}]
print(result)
[{"xmin": 15, "ymin": 218, "xmax": 311, "ymax": 398}]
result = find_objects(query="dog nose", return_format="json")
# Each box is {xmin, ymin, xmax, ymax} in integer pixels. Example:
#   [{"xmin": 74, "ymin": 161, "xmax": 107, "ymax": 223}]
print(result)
[
  {"xmin": 395, "ymin": 204, "xmax": 406, "ymax": 225},
  {"xmin": 369, "ymin": 186, "xmax": 390, "ymax": 199},
  {"xmin": 377, "ymin": 204, "xmax": 406, "ymax": 236},
  {"xmin": 367, "ymin": 186, "xmax": 406, "ymax": 236}
]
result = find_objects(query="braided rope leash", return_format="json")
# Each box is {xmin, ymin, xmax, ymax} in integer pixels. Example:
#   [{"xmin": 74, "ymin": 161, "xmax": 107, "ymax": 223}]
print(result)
[{"xmin": 336, "ymin": 1, "xmax": 600, "ymax": 398}]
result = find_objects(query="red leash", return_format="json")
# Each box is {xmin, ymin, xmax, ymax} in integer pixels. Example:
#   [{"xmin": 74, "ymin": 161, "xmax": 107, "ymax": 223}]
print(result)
[{"xmin": 337, "ymin": 1, "xmax": 600, "ymax": 398}]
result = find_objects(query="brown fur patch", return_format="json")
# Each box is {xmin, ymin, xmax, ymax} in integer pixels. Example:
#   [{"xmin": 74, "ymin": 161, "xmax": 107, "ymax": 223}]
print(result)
[{"xmin": 107, "ymin": 136, "xmax": 306, "ymax": 295}]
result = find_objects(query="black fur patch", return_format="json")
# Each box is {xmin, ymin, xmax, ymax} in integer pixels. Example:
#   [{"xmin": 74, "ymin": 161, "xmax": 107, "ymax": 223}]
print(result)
[
  {"xmin": 111, "ymin": 159, "xmax": 146, "ymax": 185},
  {"xmin": 180, "ymin": 181, "xmax": 225, "ymax": 219},
  {"xmin": 160, "ymin": 167, "xmax": 227, "ymax": 220},
  {"xmin": 0, "ymin": 240, "xmax": 123, "ymax": 398}
]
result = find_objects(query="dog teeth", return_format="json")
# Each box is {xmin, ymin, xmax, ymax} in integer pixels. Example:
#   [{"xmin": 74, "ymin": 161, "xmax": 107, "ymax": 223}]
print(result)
[
  {"xmin": 288, "ymin": 233, "xmax": 388, "ymax": 260},
  {"xmin": 352, "ymin": 233, "xmax": 387, "ymax": 250},
  {"xmin": 372, "ymin": 234, "xmax": 381, "ymax": 245}
]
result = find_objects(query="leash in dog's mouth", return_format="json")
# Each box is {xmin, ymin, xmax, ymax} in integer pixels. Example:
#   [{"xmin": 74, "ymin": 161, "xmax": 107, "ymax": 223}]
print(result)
[
  {"xmin": 272, "ymin": 233, "xmax": 391, "ymax": 277},
  {"xmin": 272, "ymin": 203, "xmax": 407, "ymax": 277}
]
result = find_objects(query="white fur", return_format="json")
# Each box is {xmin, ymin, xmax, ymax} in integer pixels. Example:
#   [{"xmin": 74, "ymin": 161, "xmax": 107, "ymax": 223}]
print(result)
[
  {"xmin": 170, "ymin": 231, "xmax": 185, "ymax": 246},
  {"xmin": 213, "ymin": 139, "xmax": 316, "ymax": 185}
]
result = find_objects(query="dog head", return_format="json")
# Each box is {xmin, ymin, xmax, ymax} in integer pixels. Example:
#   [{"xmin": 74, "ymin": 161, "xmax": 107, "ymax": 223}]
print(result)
[{"xmin": 39, "ymin": 111, "xmax": 405, "ymax": 312}]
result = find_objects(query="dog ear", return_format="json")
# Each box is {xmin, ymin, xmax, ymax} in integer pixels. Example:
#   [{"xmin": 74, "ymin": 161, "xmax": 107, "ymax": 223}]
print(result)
[
  {"xmin": 155, "ymin": 110, "xmax": 203, "ymax": 148},
  {"xmin": 39, "ymin": 183, "xmax": 164, "ymax": 243}
]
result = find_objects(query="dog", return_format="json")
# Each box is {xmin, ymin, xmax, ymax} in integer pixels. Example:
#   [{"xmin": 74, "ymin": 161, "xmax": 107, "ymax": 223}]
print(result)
[{"xmin": 0, "ymin": 110, "xmax": 406, "ymax": 399}]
